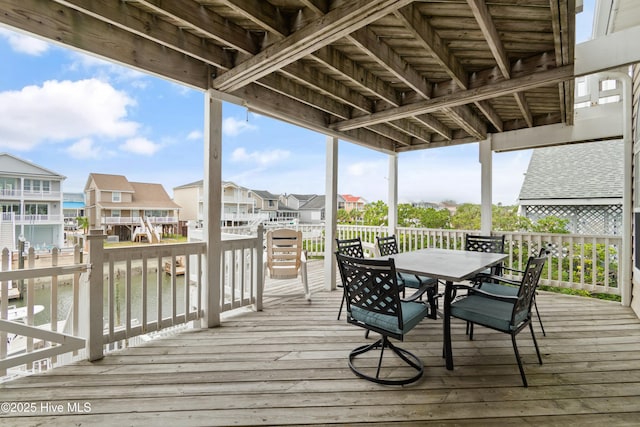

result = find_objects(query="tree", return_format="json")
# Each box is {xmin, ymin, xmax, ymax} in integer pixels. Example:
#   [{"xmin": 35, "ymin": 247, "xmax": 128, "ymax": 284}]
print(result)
[
  {"xmin": 76, "ymin": 216, "xmax": 89, "ymax": 234},
  {"xmin": 363, "ymin": 200, "xmax": 388, "ymax": 226},
  {"xmin": 450, "ymin": 203, "xmax": 480, "ymax": 230},
  {"xmin": 419, "ymin": 207, "xmax": 451, "ymax": 229},
  {"xmin": 531, "ymin": 216, "xmax": 569, "ymax": 234}
]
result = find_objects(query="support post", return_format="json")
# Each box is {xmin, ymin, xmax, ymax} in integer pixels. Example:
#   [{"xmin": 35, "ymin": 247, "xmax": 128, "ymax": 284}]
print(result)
[
  {"xmin": 324, "ymin": 136, "xmax": 339, "ymax": 291},
  {"xmin": 202, "ymin": 90, "xmax": 222, "ymax": 327},
  {"xmin": 479, "ymin": 138, "xmax": 493, "ymax": 234},
  {"xmin": 255, "ymin": 224, "xmax": 264, "ymax": 312},
  {"xmin": 86, "ymin": 228, "xmax": 106, "ymax": 361},
  {"xmin": 388, "ymin": 154, "xmax": 398, "ymax": 238}
]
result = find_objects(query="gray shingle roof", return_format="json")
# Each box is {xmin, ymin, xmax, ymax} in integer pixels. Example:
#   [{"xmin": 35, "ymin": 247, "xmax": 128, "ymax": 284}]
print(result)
[{"xmin": 518, "ymin": 140, "xmax": 623, "ymax": 201}]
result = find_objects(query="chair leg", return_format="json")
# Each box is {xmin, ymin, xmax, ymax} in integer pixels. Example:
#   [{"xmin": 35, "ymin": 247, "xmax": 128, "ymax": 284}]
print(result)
[
  {"xmin": 529, "ymin": 322, "xmax": 543, "ymax": 365},
  {"xmin": 348, "ymin": 335, "xmax": 424, "ymax": 385},
  {"xmin": 534, "ymin": 298, "xmax": 546, "ymax": 336},
  {"xmin": 337, "ymin": 293, "xmax": 345, "ymax": 320},
  {"xmin": 300, "ymin": 262, "xmax": 311, "ymax": 301},
  {"xmin": 511, "ymin": 334, "xmax": 528, "ymax": 387}
]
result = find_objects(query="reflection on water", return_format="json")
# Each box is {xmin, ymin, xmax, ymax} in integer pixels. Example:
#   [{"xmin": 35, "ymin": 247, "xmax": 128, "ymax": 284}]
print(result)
[{"xmin": 10, "ymin": 269, "xmax": 190, "ymax": 328}]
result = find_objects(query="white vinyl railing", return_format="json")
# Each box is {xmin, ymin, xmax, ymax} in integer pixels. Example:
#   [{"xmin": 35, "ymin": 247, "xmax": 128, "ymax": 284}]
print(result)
[
  {"xmin": 229, "ymin": 224, "xmax": 621, "ymax": 295},
  {"xmin": 0, "ymin": 229, "xmax": 264, "ymax": 379}
]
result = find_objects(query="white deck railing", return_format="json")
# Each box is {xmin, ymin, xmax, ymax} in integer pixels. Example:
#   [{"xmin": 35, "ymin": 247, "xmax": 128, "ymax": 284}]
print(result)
[
  {"xmin": 0, "ymin": 229, "xmax": 264, "ymax": 379},
  {"xmin": 238, "ymin": 224, "xmax": 621, "ymax": 296}
]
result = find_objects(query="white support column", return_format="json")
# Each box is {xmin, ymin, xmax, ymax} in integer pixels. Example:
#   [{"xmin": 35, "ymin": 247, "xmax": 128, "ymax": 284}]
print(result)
[
  {"xmin": 202, "ymin": 90, "xmax": 222, "ymax": 327},
  {"xmin": 479, "ymin": 138, "xmax": 493, "ymax": 234},
  {"xmin": 388, "ymin": 154, "xmax": 398, "ymax": 237},
  {"xmin": 324, "ymin": 136, "xmax": 338, "ymax": 291},
  {"xmin": 85, "ymin": 228, "xmax": 106, "ymax": 361}
]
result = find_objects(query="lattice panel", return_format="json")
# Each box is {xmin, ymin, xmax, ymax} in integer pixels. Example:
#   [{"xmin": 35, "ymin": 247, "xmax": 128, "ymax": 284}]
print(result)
[{"xmin": 524, "ymin": 204, "xmax": 622, "ymax": 235}]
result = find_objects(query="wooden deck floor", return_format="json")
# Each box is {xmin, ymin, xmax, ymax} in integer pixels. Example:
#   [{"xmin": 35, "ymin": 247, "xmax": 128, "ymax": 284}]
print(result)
[{"xmin": 2, "ymin": 260, "xmax": 640, "ymax": 426}]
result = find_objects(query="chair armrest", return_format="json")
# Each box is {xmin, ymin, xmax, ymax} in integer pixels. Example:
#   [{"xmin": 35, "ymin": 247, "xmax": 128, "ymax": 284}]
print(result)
[
  {"xmin": 502, "ymin": 266, "xmax": 524, "ymax": 275},
  {"xmin": 451, "ymin": 284, "xmax": 518, "ymax": 303},
  {"xmin": 474, "ymin": 273, "xmax": 520, "ymax": 287}
]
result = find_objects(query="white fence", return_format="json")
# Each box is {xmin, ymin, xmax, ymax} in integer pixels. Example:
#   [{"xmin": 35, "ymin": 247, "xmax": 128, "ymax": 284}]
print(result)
[{"xmin": 0, "ymin": 229, "xmax": 264, "ymax": 379}]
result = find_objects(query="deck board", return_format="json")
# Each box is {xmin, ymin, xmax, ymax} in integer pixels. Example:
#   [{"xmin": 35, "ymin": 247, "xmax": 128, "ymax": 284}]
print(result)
[{"xmin": 1, "ymin": 260, "xmax": 640, "ymax": 426}]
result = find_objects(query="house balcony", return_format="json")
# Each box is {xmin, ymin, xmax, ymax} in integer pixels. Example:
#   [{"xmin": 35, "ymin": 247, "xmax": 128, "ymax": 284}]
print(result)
[
  {"xmin": 0, "ymin": 190, "xmax": 62, "ymax": 201},
  {"xmin": 1, "ymin": 255, "xmax": 638, "ymax": 425},
  {"xmin": 101, "ymin": 216, "xmax": 179, "ymax": 225},
  {"xmin": 13, "ymin": 214, "xmax": 63, "ymax": 224}
]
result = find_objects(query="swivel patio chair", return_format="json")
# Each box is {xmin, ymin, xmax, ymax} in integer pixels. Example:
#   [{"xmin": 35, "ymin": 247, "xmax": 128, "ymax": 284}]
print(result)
[
  {"xmin": 376, "ymin": 235, "xmax": 439, "ymax": 319},
  {"xmin": 335, "ymin": 237, "xmax": 366, "ymax": 320},
  {"xmin": 335, "ymin": 252, "xmax": 430, "ymax": 385},
  {"xmin": 265, "ymin": 228, "xmax": 310, "ymax": 301},
  {"xmin": 447, "ymin": 255, "xmax": 547, "ymax": 387}
]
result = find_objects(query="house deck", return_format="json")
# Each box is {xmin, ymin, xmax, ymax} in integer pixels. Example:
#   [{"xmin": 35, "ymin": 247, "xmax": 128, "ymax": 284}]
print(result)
[{"xmin": 1, "ymin": 260, "xmax": 640, "ymax": 426}]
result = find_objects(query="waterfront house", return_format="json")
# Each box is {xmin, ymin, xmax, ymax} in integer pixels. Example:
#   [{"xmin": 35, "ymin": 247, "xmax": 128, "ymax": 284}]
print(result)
[
  {"xmin": 62, "ymin": 192, "xmax": 85, "ymax": 231},
  {"xmin": 174, "ymin": 180, "xmax": 266, "ymax": 227},
  {"xmin": 519, "ymin": 140, "xmax": 623, "ymax": 235},
  {"xmin": 84, "ymin": 173, "xmax": 180, "ymax": 242},
  {"xmin": 0, "ymin": 153, "xmax": 65, "ymax": 251},
  {"xmin": 340, "ymin": 194, "xmax": 367, "ymax": 212}
]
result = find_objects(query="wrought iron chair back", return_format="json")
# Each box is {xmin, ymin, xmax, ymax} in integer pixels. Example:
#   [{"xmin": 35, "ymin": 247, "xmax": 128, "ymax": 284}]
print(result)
[
  {"xmin": 336, "ymin": 237, "xmax": 365, "ymax": 258},
  {"xmin": 376, "ymin": 235, "xmax": 400, "ymax": 256},
  {"xmin": 465, "ymin": 234, "xmax": 505, "ymax": 253}
]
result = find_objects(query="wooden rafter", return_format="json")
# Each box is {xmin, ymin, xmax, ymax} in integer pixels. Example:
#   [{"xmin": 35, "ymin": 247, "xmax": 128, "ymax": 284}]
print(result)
[
  {"xmin": 211, "ymin": 0, "xmax": 413, "ymax": 92},
  {"xmin": 331, "ymin": 65, "xmax": 574, "ymax": 131}
]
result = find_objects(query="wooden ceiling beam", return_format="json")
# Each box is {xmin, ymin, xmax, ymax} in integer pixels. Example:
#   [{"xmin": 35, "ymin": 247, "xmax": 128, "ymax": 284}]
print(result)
[
  {"xmin": 331, "ymin": 64, "xmax": 574, "ymax": 131},
  {"xmin": 474, "ymin": 101, "xmax": 504, "ymax": 132},
  {"xmin": 467, "ymin": 0, "xmax": 535, "ymax": 128},
  {"xmin": 394, "ymin": 5, "xmax": 468, "ymax": 89},
  {"xmin": 0, "ymin": 0, "xmax": 210, "ymax": 89},
  {"xmin": 54, "ymin": 0, "xmax": 234, "ymax": 70},
  {"xmin": 348, "ymin": 27, "xmax": 431, "ymax": 99},
  {"xmin": 211, "ymin": 0, "xmax": 413, "ymax": 92},
  {"xmin": 217, "ymin": 0, "xmax": 289, "ymax": 39},
  {"xmin": 133, "ymin": 0, "xmax": 259, "ymax": 55},
  {"xmin": 445, "ymin": 106, "xmax": 487, "ymax": 140}
]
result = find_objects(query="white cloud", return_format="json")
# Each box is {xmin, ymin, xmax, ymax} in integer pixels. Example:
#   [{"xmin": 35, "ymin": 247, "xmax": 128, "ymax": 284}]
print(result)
[
  {"xmin": 66, "ymin": 51, "xmax": 148, "ymax": 86},
  {"xmin": 0, "ymin": 78, "xmax": 139, "ymax": 150},
  {"xmin": 119, "ymin": 137, "xmax": 161, "ymax": 156},
  {"xmin": 231, "ymin": 147, "xmax": 290, "ymax": 166},
  {"xmin": 0, "ymin": 27, "xmax": 49, "ymax": 56},
  {"xmin": 187, "ymin": 130, "xmax": 203, "ymax": 140},
  {"xmin": 223, "ymin": 117, "xmax": 257, "ymax": 137},
  {"xmin": 66, "ymin": 138, "xmax": 101, "ymax": 160}
]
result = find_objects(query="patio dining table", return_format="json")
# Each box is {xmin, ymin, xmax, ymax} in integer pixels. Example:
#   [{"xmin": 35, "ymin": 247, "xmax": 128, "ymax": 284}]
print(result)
[{"xmin": 380, "ymin": 248, "xmax": 508, "ymax": 370}]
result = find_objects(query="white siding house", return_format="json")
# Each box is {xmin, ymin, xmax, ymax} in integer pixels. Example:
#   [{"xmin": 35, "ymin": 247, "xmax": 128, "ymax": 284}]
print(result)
[{"xmin": 0, "ymin": 153, "xmax": 65, "ymax": 250}]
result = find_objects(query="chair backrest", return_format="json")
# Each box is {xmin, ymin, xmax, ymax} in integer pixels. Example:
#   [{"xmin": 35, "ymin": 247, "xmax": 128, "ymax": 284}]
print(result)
[
  {"xmin": 335, "ymin": 253, "xmax": 403, "ymax": 333},
  {"xmin": 336, "ymin": 237, "xmax": 365, "ymax": 258},
  {"xmin": 376, "ymin": 235, "xmax": 399, "ymax": 256},
  {"xmin": 512, "ymin": 255, "xmax": 547, "ymax": 324},
  {"xmin": 266, "ymin": 228, "xmax": 303, "ymax": 279},
  {"xmin": 465, "ymin": 234, "xmax": 505, "ymax": 253}
]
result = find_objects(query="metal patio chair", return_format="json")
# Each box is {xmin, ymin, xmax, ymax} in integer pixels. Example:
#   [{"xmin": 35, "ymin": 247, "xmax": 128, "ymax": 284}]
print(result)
[
  {"xmin": 447, "ymin": 255, "xmax": 547, "ymax": 387},
  {"xmin": 335, "ymin": 252, "xmax": 430, "ymax": 385},
  {"xmin": 376, "ymin": 235, "xmax": 439, "ymax": 319}
]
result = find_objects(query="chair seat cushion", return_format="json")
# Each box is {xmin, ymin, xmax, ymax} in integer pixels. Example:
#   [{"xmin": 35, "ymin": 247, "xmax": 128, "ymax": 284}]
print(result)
[
  {"xmin": 451, "ymin": 294, "xmax": 527, "ymax": 332},
  {"xmin": 478, "ymin": 282, "xmax": 519, "ymax": 297},
  {"xmin": 351, "ymin": 301, "xmax": 429, "ymax": 336},
  {"xmin": 399, "ymin": 273, "xmax": 437, "ymax": 289}
]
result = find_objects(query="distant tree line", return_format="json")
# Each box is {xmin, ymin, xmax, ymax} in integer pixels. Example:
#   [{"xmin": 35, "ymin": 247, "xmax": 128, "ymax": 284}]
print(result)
[{"xmin": 338, "ymin": 201, "xmax": 569, "ymax": 233}]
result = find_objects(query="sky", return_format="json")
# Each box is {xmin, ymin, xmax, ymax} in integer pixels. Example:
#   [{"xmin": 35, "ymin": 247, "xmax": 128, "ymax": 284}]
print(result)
[{"xmin": 0, "ymin": 1, "xmax": 595, "ymax": 206}]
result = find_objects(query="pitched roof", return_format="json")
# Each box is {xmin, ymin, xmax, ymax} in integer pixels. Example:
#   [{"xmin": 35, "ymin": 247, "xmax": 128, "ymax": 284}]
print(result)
[
  {"xmin": 0, "ymin": 152, "xmax": 66, "ymax": 179},
  {"xmin": 300, "ymin": 195, "xmax": 325, "ymax": 210},
  {"xmin": 87, "ymin": 173, "xmax": 135, "ymax": 192},
  {"xmin": 518, "ymin": 140, "xmax": 623, "ymax": 201},
  {"xmin": 251, "ymin": 190, "xmax": 279, "ymax": 200}
]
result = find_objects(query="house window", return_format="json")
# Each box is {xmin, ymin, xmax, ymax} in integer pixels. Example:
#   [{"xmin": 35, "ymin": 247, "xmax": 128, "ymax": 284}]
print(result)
[
  {"xmin": 42, "ymin": 181, "xmax": 50, "ymax": 193},
  {"xmin": 25, "ymin": 203, "xmax": 48, "ymax": 216},
  {"xmin": 112, "ymin": 191, "xmax": 121, "ymax": 202},
  {"xmin": 111, "ymin": 209, "xmax": 121, "ymax": 217}
]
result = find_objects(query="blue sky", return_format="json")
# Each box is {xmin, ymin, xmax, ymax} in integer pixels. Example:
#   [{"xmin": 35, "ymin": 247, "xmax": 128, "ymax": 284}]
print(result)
[{"xmin": 0, "ymin": 1, "xmax": 594, "ymax": 205}]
